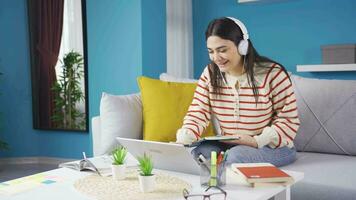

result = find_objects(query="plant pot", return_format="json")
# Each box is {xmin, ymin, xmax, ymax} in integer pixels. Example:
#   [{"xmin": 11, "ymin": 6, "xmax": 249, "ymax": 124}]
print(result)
[
  {"xmin": 111, "ymin": 164, "xmax": 126, "ymax": 180},
  {"xmin": 138, "ymin": 174, "xmax": 156, "ymax": 193}
]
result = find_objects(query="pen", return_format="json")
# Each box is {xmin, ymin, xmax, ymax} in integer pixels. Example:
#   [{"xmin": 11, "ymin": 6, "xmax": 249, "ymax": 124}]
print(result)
[
  {"xmin": 82, "ymin": 152, "xmax": 87, "ymax": 160},
  {"xmin": 223, "ymin": 150, "xmax": 228, "ymax": 162},
  {"xmin": 217, "ymin": 151, "xmax": 224, "ymax": 166},
  {"xmin": 210, "ymin": 151, "xmax": 217, "ymax": 186}
]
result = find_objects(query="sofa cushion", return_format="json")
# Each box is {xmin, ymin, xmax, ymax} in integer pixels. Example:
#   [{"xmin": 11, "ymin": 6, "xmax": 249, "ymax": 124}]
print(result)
[
  {"xmin": 99, "ymin": 92, "xmax": 142, "ymax": 155},
  {"xmin": 281, "ymin": 152, "xmax": 356, "ymax": 200},
  {"xmin": 137, "ymin": 76, "xmax": 214, "ymax": 142},
  {"xmin": 292, "ymin": 75, "xmax": 356, "ymax": 155},
  {"xmin": 159, "ymin": 73, "xmax": 221, "ymax": 135}
]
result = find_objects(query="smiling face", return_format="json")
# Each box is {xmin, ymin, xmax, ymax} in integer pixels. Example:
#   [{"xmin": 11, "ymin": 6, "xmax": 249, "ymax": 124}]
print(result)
[{"xmin": 207, "ymin": 36, "xmax": 244, "ymax": 76}]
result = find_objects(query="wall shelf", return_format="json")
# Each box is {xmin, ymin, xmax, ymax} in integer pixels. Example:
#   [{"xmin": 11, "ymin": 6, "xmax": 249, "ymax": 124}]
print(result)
[
  {"xmin": 237, "ymin": 0, "xmax": 281, "ymax": 3},
  {"xmin": 296, "ymin": 64, "xmax": 356, "ymax": 72},
  {"xmin": 238, "ymin": 0, "xmax": 260, "ymax": 3}
]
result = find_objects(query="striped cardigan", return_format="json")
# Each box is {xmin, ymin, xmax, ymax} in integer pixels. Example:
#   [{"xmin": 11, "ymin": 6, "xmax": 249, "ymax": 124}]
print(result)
[{"xmin": 181, "ymin": 63, "xmax": 300, "ymax": 148}]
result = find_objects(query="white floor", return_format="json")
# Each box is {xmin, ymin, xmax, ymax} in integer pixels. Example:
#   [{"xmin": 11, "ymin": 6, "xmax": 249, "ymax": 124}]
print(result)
[{"xmin": 0, "ymin": 163, "xmax": 58, "ymax": 182}]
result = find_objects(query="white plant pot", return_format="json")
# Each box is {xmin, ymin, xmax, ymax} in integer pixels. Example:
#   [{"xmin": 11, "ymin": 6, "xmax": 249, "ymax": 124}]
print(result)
[
  {"xmin": 138, "ymin": 174, "xmax": 156, "ymax": 193},
  {"xmin": 111, "ymin": 164, "xmax": 126, "ymax": 180}
]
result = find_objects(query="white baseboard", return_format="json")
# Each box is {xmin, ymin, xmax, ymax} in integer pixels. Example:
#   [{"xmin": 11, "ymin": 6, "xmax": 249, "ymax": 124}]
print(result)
[{"xmin": 0, "ymin": 157, "xmax": 75, "ymax": 166}]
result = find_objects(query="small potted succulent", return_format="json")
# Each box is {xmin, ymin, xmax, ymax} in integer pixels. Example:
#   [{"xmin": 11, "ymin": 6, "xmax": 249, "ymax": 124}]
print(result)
[
  {"xmin": 137, "ymin": 153, "xmax": 155, "ymax": 192},
  {"xmin": 111, "ymin": 146, "xmax": 127, "ymax": 180}
]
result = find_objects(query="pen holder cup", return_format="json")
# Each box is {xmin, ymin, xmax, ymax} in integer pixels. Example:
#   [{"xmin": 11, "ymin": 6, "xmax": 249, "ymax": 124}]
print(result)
[{"xmin": 199, "ymin": 161, "xmax": 226, "ymax": 187}]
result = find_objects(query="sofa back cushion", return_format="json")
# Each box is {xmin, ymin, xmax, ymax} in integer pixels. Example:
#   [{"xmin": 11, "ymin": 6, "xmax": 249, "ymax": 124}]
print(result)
[
  {"xmin": 159, "ymin": 73, "xmax": 222, "ymax": 135},
  {"xmin": 99, "ymin": 92, "xmax": 142, "ymax": 155},
  {"xmin": 138, "ymin": 76, "xmax": 214, "ymax": 142},
  {"xmin": 292, "ymin": 75, "xmax": 356, "ymax": 155}
]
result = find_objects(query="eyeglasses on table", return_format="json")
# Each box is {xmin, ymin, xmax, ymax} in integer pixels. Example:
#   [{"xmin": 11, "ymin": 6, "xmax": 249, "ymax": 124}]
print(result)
[{"xmin": 183, "ymin": 186, "xmax": 227, "ymax": 200}]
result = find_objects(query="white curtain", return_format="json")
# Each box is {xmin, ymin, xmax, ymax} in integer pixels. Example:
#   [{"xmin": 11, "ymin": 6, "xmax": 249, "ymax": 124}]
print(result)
[
  {"xmin": 55, "ymin": 0, "xmax": 85, "ymax": 112},
  {"xmin": 56, "ymin": 0, "xmax": 84, "ymax": 71},
  {"xmin": 166, "ymin": 0, "xmax": 193, "ymax": 78}
]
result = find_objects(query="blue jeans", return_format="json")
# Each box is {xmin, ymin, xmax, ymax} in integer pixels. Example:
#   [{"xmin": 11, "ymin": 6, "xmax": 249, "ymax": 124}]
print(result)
[{"xmin": 191, "ymin": 141, "xmax": 296, "ymax": 167}]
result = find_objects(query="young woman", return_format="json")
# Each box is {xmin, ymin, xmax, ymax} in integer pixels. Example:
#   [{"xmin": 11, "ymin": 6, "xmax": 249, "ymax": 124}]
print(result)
[{"xmin": 176, "ymin": 17, "xmax": 300, "ymax": 167}]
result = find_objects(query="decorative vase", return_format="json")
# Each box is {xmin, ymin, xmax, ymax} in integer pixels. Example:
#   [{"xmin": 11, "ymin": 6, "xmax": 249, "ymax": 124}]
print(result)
[
  {"xmin": 111, "ymin": 164, "xmax": 126, "ymax": 180},
  {"xmin": 138, "ymin": 174, "xmax": 156, "ymax": 192}
]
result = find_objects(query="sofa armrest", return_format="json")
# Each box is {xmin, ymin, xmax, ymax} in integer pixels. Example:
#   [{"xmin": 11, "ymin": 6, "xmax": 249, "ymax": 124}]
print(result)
[{"xmin": 92, "ymin": 116, "xmax": 102, "ymax": 157}]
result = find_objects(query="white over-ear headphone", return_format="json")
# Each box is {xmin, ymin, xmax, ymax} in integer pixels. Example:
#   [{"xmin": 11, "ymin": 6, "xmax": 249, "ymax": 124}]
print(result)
[{"xmin": 226, "ymin": 17, "xmax": 249, "ymax": 56}]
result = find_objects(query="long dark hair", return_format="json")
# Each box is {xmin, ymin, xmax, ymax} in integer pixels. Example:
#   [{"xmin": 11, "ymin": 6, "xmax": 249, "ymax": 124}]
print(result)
[{"xmin": 205, "ymin": 17, "xmax": 290, "ymax": 103}]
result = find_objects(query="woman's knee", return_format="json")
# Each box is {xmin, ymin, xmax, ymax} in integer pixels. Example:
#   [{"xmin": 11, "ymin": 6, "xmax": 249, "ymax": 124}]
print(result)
[
  {"xmin": 272, "ymin": 147, "xmax": 297, "ymax": 167},
  {"xmin": 225, "ymin": 145, "xmax": 262, "ymax": 164},
  {"xmin": 224, "ymin": 145, "xmax": 297, "ymax": 167}
]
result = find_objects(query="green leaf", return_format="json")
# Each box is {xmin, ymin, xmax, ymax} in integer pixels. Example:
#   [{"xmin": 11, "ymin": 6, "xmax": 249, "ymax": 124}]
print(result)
[
  {"xmin": 137, "ymin": 153, "xmax": 154, "ymax": 176},
  {"xmin": 51, "ymin": 51, "xmax": 86, "ymax": 129},
  {"xmin": 112, "ymin": 146, "xmax": 127, "ymax": 165}
]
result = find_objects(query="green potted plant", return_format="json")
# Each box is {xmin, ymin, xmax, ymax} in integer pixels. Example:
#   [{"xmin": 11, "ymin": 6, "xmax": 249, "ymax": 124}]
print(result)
[
  {"xmin": 137, "ymin": 153, "xmax": 155, "ymax": 192},
  {"xmin": 111, "ymin": 146, "xmax": 127, "ymax": 180},
  {"xmin": 51, "ymin": 51, "xmax": 86, "ymax": 129}
]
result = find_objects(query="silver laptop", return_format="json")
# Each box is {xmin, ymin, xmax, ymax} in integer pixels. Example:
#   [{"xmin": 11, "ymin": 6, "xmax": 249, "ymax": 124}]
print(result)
[{"xmin": 116, "ymin": 137, "xmax": 200, "ymax": 175}]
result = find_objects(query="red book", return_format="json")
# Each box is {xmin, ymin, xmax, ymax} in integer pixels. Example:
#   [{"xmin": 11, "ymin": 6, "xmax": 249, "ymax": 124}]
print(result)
[{"xmin": 232, "ymin": 163, "xmax": 294, "ymax": 184}]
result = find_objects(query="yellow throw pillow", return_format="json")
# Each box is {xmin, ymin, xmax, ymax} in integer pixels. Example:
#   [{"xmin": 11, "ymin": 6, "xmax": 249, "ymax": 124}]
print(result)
[{"xmin": 137, "ymin": 76, "xmax": 214, "ymax": 142}]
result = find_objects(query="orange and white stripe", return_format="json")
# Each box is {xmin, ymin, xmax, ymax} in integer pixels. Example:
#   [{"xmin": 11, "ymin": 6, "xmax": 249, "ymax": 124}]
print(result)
[{"xmin": 181, "ymin": 63, "xmax": 300, "ymax": 148}]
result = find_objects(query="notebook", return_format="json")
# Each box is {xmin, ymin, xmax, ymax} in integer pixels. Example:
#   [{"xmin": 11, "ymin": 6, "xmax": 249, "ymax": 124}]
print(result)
[
  {"xmin": 231, "ymin": 163, "xmax": 294, "ymax": 184},
  {"xmin": 187, "ymin": 135, "xmax": 240, "ymax": 147},
  {"xmin": 58, "ymin": 156, "xmax": 112, "ymax": 176}
]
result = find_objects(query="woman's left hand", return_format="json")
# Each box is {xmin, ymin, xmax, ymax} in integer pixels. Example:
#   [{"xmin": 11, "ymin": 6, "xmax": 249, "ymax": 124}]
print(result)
[{"xmin": 221, "ymin": 134, "xmax": 258, "ymax": 148}]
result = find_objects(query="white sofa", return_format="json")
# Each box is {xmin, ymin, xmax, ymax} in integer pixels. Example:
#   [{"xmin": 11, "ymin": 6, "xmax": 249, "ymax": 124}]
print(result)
[{"xmin": 92, "ymin": 74, "xmax": 356, "ymax": 200}]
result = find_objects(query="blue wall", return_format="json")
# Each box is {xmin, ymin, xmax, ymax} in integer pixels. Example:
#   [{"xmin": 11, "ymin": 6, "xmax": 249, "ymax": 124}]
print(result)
[
  {"xmin": 142, "ymin": 0, "xmax": 166, "ymax": 78},
  {"xmin": 0, "ymin": 0, "xmax": 166, "ymax": 159},
  {"xmin": 0, "ymin": 0, "xmax": 39, "ymax": 157},
  {"xmin": 192, "ymin": 0, "xmax": 356, "ymax": 79},
  {"xmin": 87, "ymin": 0, "xmax": 143, "ymax": 116},
  {"xmin": 1, "ymin": 0, "xmax": 355, "ymax": 159}
]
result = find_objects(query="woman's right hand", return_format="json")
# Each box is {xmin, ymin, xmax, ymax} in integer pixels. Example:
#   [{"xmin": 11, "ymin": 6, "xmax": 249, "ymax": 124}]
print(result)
[{"xmin": 176, "ymin": 129, "xmax": 197, "ymax": 145}]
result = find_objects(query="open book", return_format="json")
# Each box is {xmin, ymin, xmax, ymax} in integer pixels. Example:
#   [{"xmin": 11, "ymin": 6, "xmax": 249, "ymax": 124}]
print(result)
[
  {"xmin": 59, "ymin": 156, "xmax": 112, "ymax": 176},
  {"xmin": 187, "ymin": 135, "xmax": 240, "ymax": 147},
  {"xmin": 231, "ymin": 163, "xmax": 294, "ymax": 185}
]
